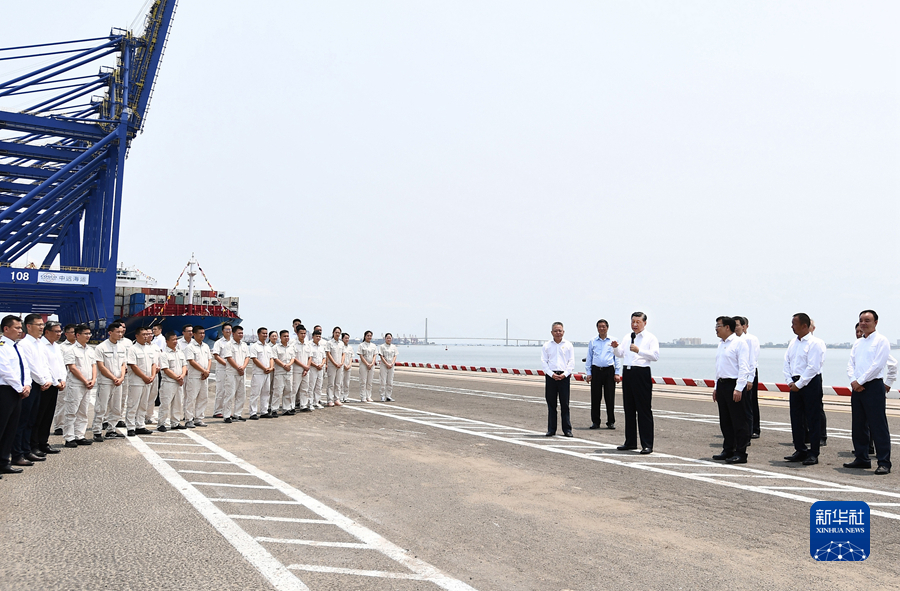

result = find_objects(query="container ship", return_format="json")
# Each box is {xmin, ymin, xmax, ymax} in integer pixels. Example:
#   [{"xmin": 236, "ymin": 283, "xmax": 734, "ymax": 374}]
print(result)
[{"xmin": 114, "ymin": 255, "xmax": 241, "ymax": 341}]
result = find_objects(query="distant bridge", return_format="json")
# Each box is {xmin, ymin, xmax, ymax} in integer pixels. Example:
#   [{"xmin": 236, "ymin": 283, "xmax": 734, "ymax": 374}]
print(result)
[{"xmin": 426, "ymin": 337, "xmax": 543, "ymax": 346}]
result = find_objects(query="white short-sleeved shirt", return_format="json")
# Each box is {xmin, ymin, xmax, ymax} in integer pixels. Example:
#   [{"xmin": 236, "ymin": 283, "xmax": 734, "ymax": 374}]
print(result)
[
  {"xmin": 224, "ymin": 340, "xmax": 249, "ymax": 375},
  {"xmin": 212, "ymin": 336, "xmax": 231, "ymax": 369},
  {"xmin": 159, "ymin": 347, "xmax": 187, "ymax": 384},
  {"xmin": 378, "ymin": 343, "xmax": 398, "ymax": 364},
  {"xmin": 126, "ymin": 342, "xmax": 158, "ymax": 385},
  {"xmin": 357, "ymin": 342, "xmax": 377, "ymax": 364},
  {"xmin": 308, "ymin": 341, "xmax": 327, "ymax": 366},
  {"xmin": 273, "ymin": 343, "xmax": 294, "ymax": 374},
  {"xmin": 250, "ymin": 341, "xmax": 273, "ymax": 375},
  {"xmin": 184, "ymin": 340, "xmax": 212, "ymax": 379},
  {"xmin": 342, "ymin": 343, "xmax": 353, "ymax": 368},
  {"xmin": 95, "ymin": 338, "xmax": 128, "ymax": 383},
  {"xmin": 325, "ymin": 339, "xmax": 344, "ymax": 365},
  {"xmin": 63, "ymin": 343, "xmax": 95, "ymax": 385}
]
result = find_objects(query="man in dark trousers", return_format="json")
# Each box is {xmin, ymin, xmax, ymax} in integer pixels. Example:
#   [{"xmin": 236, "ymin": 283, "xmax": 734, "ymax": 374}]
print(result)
[
  {"xmin": 585, "ymin": 319, "xmax": 621, "ymax": 430},
  {"xmin": 712, "ymin": 317, "xmax": 750, "ymax": 464},
  {"xmin": 0, "ymin": 315, "xmax": 30, "ymax": 476},
  {"xmin": 541, "ymin": 322, "xmax": 575, "ymax": 437},
  {"xmin": 844, "ymin": 310, "xmax": 892, "ymax": 475},
  {"xmin": 613, "ymin": 312, "xmax": 660, "ymax": 454},
  {"xmin": 783, "ymin": 313, "xmax": 826, "ymax": 466}
]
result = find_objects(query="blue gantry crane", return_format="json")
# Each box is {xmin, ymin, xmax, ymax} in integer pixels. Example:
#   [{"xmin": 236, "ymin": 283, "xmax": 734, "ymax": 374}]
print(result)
[{"xmin": 0, "ymin": 0, "xmax": 177, "ymax": 328}]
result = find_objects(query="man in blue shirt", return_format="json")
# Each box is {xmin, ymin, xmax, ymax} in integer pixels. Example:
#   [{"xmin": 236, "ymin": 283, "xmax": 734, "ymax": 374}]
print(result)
[{"xmin": 585, "ymin": 319, "xmax": 621, "ymax": 429}]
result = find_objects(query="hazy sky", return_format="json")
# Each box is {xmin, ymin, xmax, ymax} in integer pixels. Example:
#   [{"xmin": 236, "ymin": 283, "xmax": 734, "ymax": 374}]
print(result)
[{"xmin": 3, "ymin": 1, "xmax": 899, "ymax": 345}]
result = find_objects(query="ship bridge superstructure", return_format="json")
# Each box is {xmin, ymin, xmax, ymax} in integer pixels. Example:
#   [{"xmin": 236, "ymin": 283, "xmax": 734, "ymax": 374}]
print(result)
[{"xmin": 0, "ymin": 0, "xmax": 177, "ymax": 327}]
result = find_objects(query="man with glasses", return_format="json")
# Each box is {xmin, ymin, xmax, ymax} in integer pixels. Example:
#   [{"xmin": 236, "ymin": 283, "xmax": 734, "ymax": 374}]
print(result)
[
  {"xmin": 51, "ymin": 325, "xmax": 77, "ymax": 435},
  {"xmin": 11, "ymin": 314, "xmax": 53, "ymax": 466},
  {"xmin": 124, "ymin": 327, "xmax": 157, "ymax": 437},
  {"xmin": 32, "ymin": 321, "xmax": 65, "ymax": 456},
  {"xmin": 712, "ymin": 317, "xmax": 750, "ymax": 464}
]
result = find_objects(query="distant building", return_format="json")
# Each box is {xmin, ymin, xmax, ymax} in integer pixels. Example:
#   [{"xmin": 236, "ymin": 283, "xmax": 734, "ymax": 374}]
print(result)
[{"xmin": 674, "ymin": 337, "xmax": 701, "ymax": 346}]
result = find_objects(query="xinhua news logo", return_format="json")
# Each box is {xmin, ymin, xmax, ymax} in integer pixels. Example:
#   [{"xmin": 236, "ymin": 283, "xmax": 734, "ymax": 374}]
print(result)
[{"xmin": 810, "ymin": 501, "xmax": 870, "ymax": 561}]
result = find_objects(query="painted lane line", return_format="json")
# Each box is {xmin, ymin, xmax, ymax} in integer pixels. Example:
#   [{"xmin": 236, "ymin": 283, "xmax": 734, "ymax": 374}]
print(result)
[
  {"xmin": 345, "ymin": 405, "xmax": 900, "ymax": 521},
  {"xmin": 255, "ymin": 537, "xmax": 369, "ymax": 549},
  {"xmin": 229, "ymin": 515, "xmax": 331, "ymax": 525},
  {"xmin": 178, "ymin": 470, "xmax": 256, "ymax": 476},
  {"xmin": 125, "ymin": 434, "xmax": 310, "ymax": 591},
  {"xmin": 158, "ymin": 458, "xmax": 233, "ymax": 464},
  {"xmin": 208, "ymin": 498, "xmax": 304, "ymax": 505},
  {"xmin": 144, "ymin": 442, "xmax": 205, "ymax": 446},
  {"xmin": 189, "ymin": 482, "xmax": 277, "ymax": 490},
  {"xmin": 181, "ymin": 430, "xmax": 478, "ymax": 591},
  {"xmin": 153, "ymin": 451, "xmax": 222, "ymax": 455},
  {"xmin": 287, "ymin": 564, "xmax": 428, "ymax": 580}
]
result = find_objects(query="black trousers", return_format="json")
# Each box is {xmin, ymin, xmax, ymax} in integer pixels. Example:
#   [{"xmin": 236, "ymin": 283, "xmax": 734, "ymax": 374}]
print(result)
[
  {"xmin": 851, "ymin": 379, "xmax": 892, "ymax": 469},
  {"xmin": 30, "ymin": 384, "xmax": 58, "ymax": 450},
  {"xmin": 622, "ymin": 366, "xmax": 653, "ymax": 449},
  {"xmin": 716, "ymin": 378, "xmax": 749, "ymax": 455},
  {"xmin": 12, "ymin": 381, "xmax": 41, "ymax": 460},
  {"xmin": 790, "ymin": 374, "xmax": 823, "ymax": 456},
  {"xmin": 745, "ymin": 369, "xmax": 760, "ymax": 435},
  {"xmin": 589, "ymin": 365, "xmax": 616, "ymax": 426},
  {"xmin": 545, "ymin": 375, "xmax": 571, "ymax": 435},
  {"xmin": 0, "ymin": 385, "xmax": 23, "ymax": 467}
]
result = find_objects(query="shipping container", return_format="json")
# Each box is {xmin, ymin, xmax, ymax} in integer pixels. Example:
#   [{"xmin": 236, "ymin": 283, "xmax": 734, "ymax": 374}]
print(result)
[
  {"xmin": 175, "ymin": 296, "xmax": 185, "ymax": 305},
  {"xmin": 130, "ymin": 293, "xmax": 146, "ymax": 303}
]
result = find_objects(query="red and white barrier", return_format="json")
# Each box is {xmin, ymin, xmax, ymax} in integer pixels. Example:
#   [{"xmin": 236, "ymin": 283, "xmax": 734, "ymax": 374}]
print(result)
[{"xmin": 394, "ymin": 362, "xmax": 900, "ymax": 399}]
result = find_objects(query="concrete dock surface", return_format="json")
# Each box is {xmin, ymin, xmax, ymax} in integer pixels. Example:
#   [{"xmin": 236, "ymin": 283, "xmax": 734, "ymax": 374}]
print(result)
[{"xmin": 1, "ymin": 366, "xmax": 898, "ymax": 591}]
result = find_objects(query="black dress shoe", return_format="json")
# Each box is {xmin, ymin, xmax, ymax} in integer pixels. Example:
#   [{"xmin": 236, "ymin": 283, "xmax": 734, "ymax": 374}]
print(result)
[
  {"xmin": 726, "ymin": 454, "xmax": 747, "ymax": 464},
  {"xmin": 617, "ymin": 445, "xmax": 638, "ymax": 451},
  {"xmin": 784, "ymin": 451, "xmax": 807, "ymax": 462},
  {"xmin": 174, "ymin": 423, "xmax": 187, "ymax": 430},
  {"xmin": 53, "ymin": 428, "xmax": 63, "ymax": 436},
  {"xmin": 545, "ymin": 432, "xmax": 555, "ymax": 437},
  {"xmin": 1, "ymin": 465, "xmax": 24, "ymax": 474},
  {"xmin": 76, "ymin": 438, "xmax": 92, "ymax": 445},
  {"xmin": 843, "ymin": 459, "xmax": 871, "ymax": 469},
  {"xmin": 64, "ymin": 440, "xmax": 79, "ymax": 448},
  {"xmin": 223, "ymin": 417, "xmax": 233, "ymax": 423},
  {"xmin": 639, "ymin": 448, "xmax": 653, "ymax": 455},
  {"xmin": 607, "ymin": 424, "xmax": 616, "ymax": 430},
  {"xmin": 236, "ymin": 416, "xmax": 246, "ymax": 421},
  {"xmin": 102, "ymin": 422, "xmax": 109, "ymax": 430},
  {"xmin": 802, "ymin": 456, "xmax": 818, "ymax": 465},
  {"xmin": 875, "ymin": 465, "xmax": 891, "ymax": 475},
  {"xmin": 127, "ymin": 430, "xmax": 136, "ymax": 437},
  {"xmin": 249, "ymin": 414, "xmax": 260, "ymax": 420},
  {"xmin": 31, "ymin": 450, "xmax": 46, "ymax": 458},
  {"xmin": 116, "ymin": 421, "xmax": 126, "ymax": 428},
  {"xmin": 39, "ymin": 445, "xmax": 60, "ymax": 454},
  {"xmin": 712, "ymin": 452, "xmax": 732, "ymax": 461},
  {"xmin": 93, "ymin": 434, "xmax": 104, "ymax": 442},
  {"xmin": 24, "ymin": 453, "xmax": 45, "ymax": 462},
  {"xmin": 750, "ymin": 432, "xmax": 760, "ymax": 439},
  {"xmin": 820, "ymin": 439, "xmax": 827, "ymax": 447},
  {"xmin": 157, "ymin": 425, "xmax": 168, "ymax": 432},
  {"xmin": 563, "ymin": 432, "xmax": 573, "ymax": 437},
  {"xmin": 589, "ymin": 424, "xmax": 600, "ymax": 430},
  {"xmin": 12, "ymin": 457, "xmax": 34, "ymax": 467},
  {"xmin": 135, "ymin": 428, "xmax": 152, "ymax": 435}
]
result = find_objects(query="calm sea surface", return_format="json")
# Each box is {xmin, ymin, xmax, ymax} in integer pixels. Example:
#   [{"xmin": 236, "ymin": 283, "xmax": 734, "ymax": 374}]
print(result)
[{"xmin": 393, "ymin": 344, "xmax": 856, "ymax": 387}]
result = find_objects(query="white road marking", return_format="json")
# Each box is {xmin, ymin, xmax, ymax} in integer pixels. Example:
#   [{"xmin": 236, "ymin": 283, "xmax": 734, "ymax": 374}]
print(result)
[
  {"xmin": 126, "ymin": 430, "xmax": 478, "ymax": 590},
  {"xmin": 345, "ymin": 404, "xmax": 900, "ymax": 521},
  {"xmin": 144, "ymin": 442, "xmax": 205, "ymax": 446}
]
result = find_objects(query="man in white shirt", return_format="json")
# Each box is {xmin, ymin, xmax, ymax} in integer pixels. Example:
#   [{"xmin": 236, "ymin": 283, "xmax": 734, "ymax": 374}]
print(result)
[
  {"xmin": 157, "ymin": 332, "xmax": 187, "ymax": 431},
  {"xmin": 62, "ymin": 324, "xmax": 97, "ymax": 447},
  {"xmin": 249, "ymin": 327, "xmax": 274, "ymax": 419},
  {"xmin": 211, "ymin": 322, "xmax": 233, "ymax": 419},
  {"xmin": 782, "ymin": 313, "xmax": 826, "ymax": 466},
  {"xmin": 147, "ymin": 324, "xmax": 166, "ymax": 425},
  {"xmin": 124, "ymin": 327, "xmax": 157, "ymax": 436},
  {"xmin": 184, "ymin": 326, "xmax": 212, "ymax": 428},
  {"xmin": 272, "ymin": 330, "xmax": 295, "ymax": 415},
  {"xmin": 223, "ymin": 326, "xmax": 249, "ymax": 422},
  {"xmin": 712, "ymin": 317, "xmax": 750, "ymax": 464},
  {"xmin": 734, "ymin": 316, "xmax": 761, "ymax": 439},
  {"xmin": 844, "ymin": 309, "xmax": 892, "ymax": 474},
  {"xmin": 93, "ymin": 321, "xmax": 128, "ymax": 441},
  {"xmin": 0, "ymin": 316, "xmax": 31, "ymax": 474},
  {"xmin": 12, "ymin": 314, "xmax": 53, "ymax": 466},
  {"xmin": 291, "ymin": 326, "xmax": 312, "ymax": 411},
  {"xmin": 613, "ymin": 312, "xmax": 660, "ymax": 454},
  {"xmin": 33, "ymin": 322, "xmax": 65, "ymax": 455},
  {"xmin": 307, "ymin": 331, "xmax": 327, "ymax": 409},
  {"xmin": 541, "ymin": 322, "xmax": 575, "ymax": 437},
  {"xmin": 177, "ymin": 325, "xmax": 193, "ymax": 351},
  {"xmin": 51, "ymin": 324, "xmax": 78, "ymax": 435}
]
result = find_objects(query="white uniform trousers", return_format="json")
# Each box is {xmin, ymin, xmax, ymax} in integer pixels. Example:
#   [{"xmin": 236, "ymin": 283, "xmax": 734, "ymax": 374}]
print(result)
[
  {"xmin": 92, "ymin": 380, "xmax": 122, "ymax": 434},
  {"xmin": 249, "ymin": 372, "xmax": 270, "ymax": 416},
  {"xmin": 213, "ymin": 365, "xmax": 227, "ymax": 416},
  {"xmin": 325, "ymin": 364, "xmax": 341, "ymax": 403},
  {"xmin": 273, "ymin": 371, "xmax": 293, "ymax": 411},
  {"xmin": 63, "ymin": 384, "xmax": 93, "ymax": 442},
  {"xmin": 125, "ymin": 381, "xmax": 151, "ymax": 431},
  {"xmin": 52, "ymin": 388, "xmax": 66, "ymax": 431},
  {"xmin": 358, "ymin": 364, "xmax": 375, "ymax": 402},
  {"xmin": 293, "ymin": 370, "xmax": 310, "ymax": 408},
  {"xmin": 221, "ymin": 371, "xmax": 244, "ymax": 418},
  {"xmin": 307, "ymin": 366, "xmax": 324, "ymax": 407},
  {"xmin": 115, "ymin": 381, "xmax": 128, "ymax": 426},
  {"xmin": 146, "ymin": 374, "xmax": 161, "ymax": 423},
  {"xmin": 340, "ymin": 365, "xmax": 351, "ymax": 402},
  {"xmin": 380, "ymin": 365, "xmax": 395, "ymax": 401},
  {"xmin": 268, "ymin": 372, "xmax": 275, "ymax": 412},
  {"xmin": 158, "ymin": 381, "xmax": 183, "ymax": 428},
  {"xmin": 184, "ymin": 378, "xmax": 208, "ymax": 422}
]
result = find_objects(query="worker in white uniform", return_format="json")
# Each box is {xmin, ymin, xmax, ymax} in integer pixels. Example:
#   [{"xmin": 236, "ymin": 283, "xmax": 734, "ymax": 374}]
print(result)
[
  {"xmin": 266, "ymin": 330, "xmax": 278, "ymax": 416},
  {"xmin": 378, "ymin": 333, "xmax": 399, "ymax": 402},
  {"xmin": 184, "ymin": 325, "xmax": 212, "ymax": 428},
  {"xmin": 223, "ymin": 326, "xmax": 249, "ymax": 422},
  {"xmin": 307, "ymin": 330, "xmax": 326, "ymax": 409},
  {"xmin": 357, "ymin": 330, "xmax": 377, "ymax": 403},
  {"xmin": 211, "ymin": 322, "xmax": 233, "ymax": 419},
  {"xmin": 324, "ymin": 327, "xmax": 344, "ymax": 407},
  {"xmin": 272, "ymin": 330, "xmax": 295, "ymax": 415},
  {"xmin": 248, "ymin": 327, "xmax": 274, "ymax": 419},
  {"xmin": 157, "ymin": 332, "xmax": 187, "ymax": 432},
  {"xmin": 340, "ymin": 332, "xmax": 352, "ymax": 403},
  {"xmin": 178, "ymin": 325, "xmax": 193, "ymax": 351},
  {"xmin": 93, "ymin": 321, "xmax": 128, "ymax": 440},
  {"xmin": 51, "ymin": 324, "xmax": 77, "ymax": 436},
  {"xmin": 113, "ymin": 332, "xmax": 133, "ymax": 430},
  {"xmin": 62, "ymin": 325, "xmax": 96, "ymax": 447},
  {"xmin": 124, "ymin": 327, "xmax": 157, "ymax": 436},
  {"xmin": 292, "ymin": 326, "xmax": 312, "ymax": 411},
  {"xmin": 147, "ymin": 324, "xmax": 166, "ymax": 425}
]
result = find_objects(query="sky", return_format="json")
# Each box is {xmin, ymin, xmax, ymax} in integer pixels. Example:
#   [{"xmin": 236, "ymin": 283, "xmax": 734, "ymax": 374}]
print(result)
[{"xmin": 2, "ymin": 1, "xmax": 899, "ymax": 345}]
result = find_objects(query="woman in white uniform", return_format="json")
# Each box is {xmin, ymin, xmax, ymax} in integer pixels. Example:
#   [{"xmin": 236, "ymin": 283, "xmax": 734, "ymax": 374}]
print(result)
[
  {"xmin": 357, "ymin": 331, "xmax": 377, "ymax": 403},
  {"xmin": 378, "ymin": 333, "xmax": 398, "ymax": 402},
  {"xmin": 324, "ymin": 326, "xmax": 344, "ymax": 407},
  {"xmin": 340, "ymin": 332, "xmax": 352, "ymax": 402}
]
